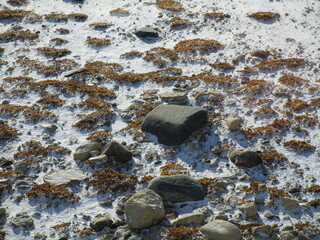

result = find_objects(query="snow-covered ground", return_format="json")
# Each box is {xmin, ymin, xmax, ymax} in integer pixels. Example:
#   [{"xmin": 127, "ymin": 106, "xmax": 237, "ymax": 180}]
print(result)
[{"xmin": 0, "ymin": 0, "xmax": 319, "ymax": 239}]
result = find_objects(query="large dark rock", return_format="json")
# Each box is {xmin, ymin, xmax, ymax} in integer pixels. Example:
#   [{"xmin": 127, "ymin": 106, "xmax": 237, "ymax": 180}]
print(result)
[
  {"xmin": 101, "ymin": 140, "xmax": 132, "ymax": 162},
  {"xmin": 134, "ymin": 27, "xmax": 159, "ymax": 38},
  {"xmin": 229, "ymin": 149, "xmax": 262, "ymax": 168},
  {"xmin": 141, "ymin": 105, "xmax": 207, "ymax": 146},
  {"xmin": 147, "ymin": 175, "xmax": 205, "ymax": 202}
]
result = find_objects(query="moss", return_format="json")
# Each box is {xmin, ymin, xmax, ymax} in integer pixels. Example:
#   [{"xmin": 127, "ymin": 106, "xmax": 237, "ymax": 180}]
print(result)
[
  {"xmin": 109, "ymin": 8, "xmax": 130, "ymax": 16},
  {"xmin": 0, "ymin": 9, "xmax": 34, "ymax": 21},
  {"xmin": 68, "ymin": 13, "xmax": 88, "ymax": 21},
  {"xmin": 50, "ymin": 38, "xmax": 69, "ymax": 45},
  {"xmin": 255, "ymin": 58, "xmax": 306, "ymax": 71},
  {"xmin": 284, "ymin": 140, "xmax": 315, "ymax": 152},
  {"xmin": 86, "ymin": 38, "xmax": 111, "ymax": 47},
  {"xmin": 190, "ymin": 72, "xmax": 238, "ymax": 87},
  {"xmin": 36, "ymin": 47, "xmax": 71, "ymax": 57},
  {"xmin": 0, "ymin": 124, "xmax": 18, "ymax": 140},
  {"xmin": 139, "ymin": 176, "xmax": 156, "ymax": 184},
  {"xmin": 294, "ymin": 114, "xmax": 318, "ymax": 127},
  {"xmin": 79, "ymin": 97, "xmax": 111, "ymax": 110},
  {"xmin": 89, "ymin": 168, "xmax": 137, "ymax": 194},
  {"xmin": 309, "ymin": 199, "xmax": 320, "ymax": 208},
  {"xmin": 56, "ymin": 28, "xmax": 70, "ymax": 34},
  {"xmin": 210, "ymin": 62, "xmax": 234, "ymax": 71},
  {"xmin": 128, "ymin": 102, "xmax": 159, "ymax": 118},
  {"xmin": 267, "ymin": 187, "xmax": 290, "ymax": 199},
  {"xmin": 248, "ymin": 12, "xmax": 280, "ymax": 21},
  {"xmin": 26, "ymin": 183, "xmax": 79, "ymax": 203},
  {"xmin": 121, "ymin": 51, "xmax": 143, "ymax": 59},
  {"xmin": 174, "ymin": 38, "xmax": 224, "ymax": 54},
  {"xmin": 235, "ymin": 79, "xmax": 273, "ymax": 95},
  {"xmin": 245, "ymin": 181, "xmax": 267, "ymax": 194},
  {"xmin": 284, "ymin": 99, "xmax": 310, "ymax": 112},
  {"xmin": 7, "ymin": 0, "xmax": 28, "ymax": 5},
  {"xmin": 156, "ymin": 0, "xmax": 184, "ymax": 12},
  {"xmin": 305, "ymin": 185, "xmax": 320, "ymax": 193},
  {"xmin": 51, "ymin": 222, "xmax": 70, "ymax": 230},
  {"xmin": 203, "ymin": 12, "xmax": 230, "ymax": 19},
  {"xmin": 170, "ymin": 17, "xmax": 191, "ymax": 28},
  {"xmin": 73, "ymin": 109, "xmax": 114, "ymax": 130},
  {"xmin": 160, "ymin": 163, "xmax": 189, "ymax": 176},
  {"xmin": 0, "ymin": 30, "xmax": 39, "ymax": 42},
  {"xmin": 260, "ymin": 149, "xmax": 288, "ymax": 164},
  {"xmin": 0, "ymin": 170, "xmax": 24, "ymax": 178},
  {"xmin": 163, "ymin": 226, "xmax": 201, "ymax": 240},
  {"xmin": 45, "ymin": 13, "xmax": 68, "ymax": 22},
  {"xmin": 38, "ymin": 59, "xmax": 79, "ymax": 76},
  {"xmin": 86, "ymin": 130, "xmax": 112, "ymax": 142},
  {"xmin": 89, "ymin": 22, "xmax": 111, "ymax": 29},
  {"xmin": 37, "ymin": 95, "xmax": 65, "ymax": 107},
  {"xmin": 278, "ymin": 74, "xmax": 308, "ymax": 87}
]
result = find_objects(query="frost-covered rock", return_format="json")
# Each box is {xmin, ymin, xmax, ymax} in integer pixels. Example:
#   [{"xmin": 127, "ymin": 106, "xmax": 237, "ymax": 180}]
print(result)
[
  {"xmin": 170, "ymin": 213, "xmax": 205, "ymax": 226},
  {"xmin": 200, "ymin": 220, "xmax": 242, "ymax": 240},
  {"xmin": 141, "ymin": 105, "xmax": 207, "ymax": 145},
  {"xmin": 101, "ymin": 140, "xmax": 132, "ymax": 162},
  {"xmin": 224, "ymin": 117, "xmax": 241, "ymax": 131},
  {"xmin": 229, "ymin": 149, "xmax": 262, "ymax": 168},
  {"xmin": 147, "ymin": 175, "xmax": 205, "ymax": 202},
  {"xmin": 11, "ymin": 212, "xmax": 34, "ymax": 228},
  {"xmin": 124, "ymin": 189, "xmax": 165, "ymax": 229},
  {"xmin": 43, "ymin": 169, "xmax": 87, "ymax": 185},
  {"xmin": 74, "ymin": 143, "xmax": 102, "ymax": 161}
]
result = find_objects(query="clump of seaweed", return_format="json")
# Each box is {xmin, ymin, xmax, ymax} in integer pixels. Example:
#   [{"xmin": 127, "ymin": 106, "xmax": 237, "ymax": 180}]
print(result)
[
  {"xmin": 44, "ymin": 13, "xmax": 68, "ymax": 22},
  {"xmin": 235, "ymin": 79, "xmax": 273, "ymax": 95},
  {"xmin": 7, "ymin": 0, "xmax": 29, "ymax": 6},
  {"xmin": 160, "ymin": 163, "xmax": 189, "ymax": 176},
  {"xmin": 86, "ymin": 130, "xmax": 112, "ymax": 142},
  {"xmin": 210, "ymin": 62, "xmax": 235, "ymax": 71},
  {"xmin": 37, "ymin": 95, "xmax": 65, "ymax": 108},
  {"xmin": 89, "ymin": 22, "xmax": 111, "ymax": 30},
  {"xmin": 284, "ymin": 99, "xmax": 310, "ymax": 112},
  {"xmin": 50, "ymin": 38, "xmax": 69, "ymax": 45},
  {"xmin": 204, "ymin": 12, "xmax": 230, "ymax": 20},
  {"xmin": 73, "ymin": 109, "xmax": 114, "ymax": 130},
  {"xmin": 156, "ymin": 0, "xmax": 184, "ymax": 12},
  {"xmin": 121, "ymin": 51, "xmax": 143, "ymax": 59},
  {"xmin": 0, "ymin": 30, "xmax": 39, "ymax": 42},
  {"xmin": 170, "ymin": 17, "xmax": 191, "ymax": 29},
  {"xmin": 0, "ymin": 124, "xmax": 18, "ymax": 140},
  {"xmin": 278, "ymin": 74, "xmax": 308, "ymax": 87},
  {"xmin": 38, "ymin": 59, "xmax": 79, "ymax": 76},
  {"xmin": 294, "ymin": 114, "xmax": 318, "ymax": 127},
  {"xmin": 255, "ymin": 58, "xmax": 306, "ymax": 71},
  {"xmin": 109, "ymin": 8, "xmax": 130, "ymax": 16},
  {"xmin": 89, "ymin": 168, "xmax": 137, "ymax": 194},
  {"xmin": 56, "ymin": 28, "xmax": 70, "ymax": 34},
  {"xmin": 68, "ymin": 13, "xmax": 88, "ymax": 21},
  {"xmin": 163, "ymin": 226, "xmax": 201, "ymax": 240},
  {"xmin": 0, "ymin": 9, "xmax": 41, "ymax": 22},
  {"xmin": 248, "ymin": 12, "xmax": 280, "ymax": 21},
  {"xmin": 79, "ymin": 97, "xmax": 111, "ymax": 110},
  {"xmin": 174, "ymin": 38, "xmax": 224, "ymax": 55},
  {"xmin": 190, "ymin": 72, "xmax": 238, "ymax": 87},
  {"xmin": 260, "ymin": 149, "xmax": 288, "ymax": 165},
  {"xmin": 26, "ymin": 183, "xmax": 79, "ymax": 204},
  {"xmin": 283, "ymin": 140, "xmax": 315, "ymax": 152}
]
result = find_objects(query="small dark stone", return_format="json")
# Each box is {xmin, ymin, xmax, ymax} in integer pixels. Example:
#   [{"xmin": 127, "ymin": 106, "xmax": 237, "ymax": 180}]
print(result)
[
  {"xmin": 90, "ymin": 214, "xmax": 113, "ymax": 232},
  {"xmin": 134, "ymin": 27, "xmax": 159, "ymax": 38},
  {"xmin": 229, "ymin": 149, "xmax": 262, "ymax": 168},
  {"xmin": 101, "ymin": 141, "xmax": 132, "ymax": 162}
]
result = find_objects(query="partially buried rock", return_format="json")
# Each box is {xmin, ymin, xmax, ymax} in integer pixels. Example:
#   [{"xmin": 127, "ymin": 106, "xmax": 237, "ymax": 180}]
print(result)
[
  {"xmin": 90, "ymin": 213, "xmax": 113, "ymax": 232},
  {"xmin": 281, "ymin": 197, "xmax": 299, "ymax": 211},
  {"xmin": 229, "ymin": 149, "xmax": 262, "ymax": 168},
  {"xmin": 101, "ymin": 140, "xmax": 132, "ymax": 162},
  {"xmin": 159, "ymin": 92, "xmax": 187, "ymax": 103},
  {"xmin": 124, "ymin": 189, "xmax": 165, "ymax": 229},
  {"xmin": 74, "ymin": 143, "xmax": 102, "ymax": 161},
  {"xmin": 170, "ymin": 213, "xmax": 205, "ymax": 226},
  {"xmin": 89, "ymin": 154, "xmax": 108, "ymax": 164},
  {"xmin": 147, "ymin": 175, "xmax": 205, "ymax": 202},
  {"xmin": 43, "ymin": 169, "xmax": 87, "ymax": 185},
  {"xmin": 200, "ymin": 220, "xmax": 242, "ymax": 240},
  {"xmin": 224, "ymin": 117, "xmax": 241, "ymax": 131},
  {"xmin": 11, "ymin": 212, "xmax": 34, "ymax": 228},
  {"xmin": 134, "ymin": 27, "xmax": 159, "ymax": 38},
  {"xmin": 141, "ymin": 105, "xmax": 207, "ymax": 146},
  {"xmin": 39, "ymin": 122, "xmax": 58, "ymax": 133},
  {"xmin": 251, "ymin": 50, "xmax": 270, "ymax": 59},
  {"xmin": 238, "ymin": 202, "xmax": 258, "ymax": 219}
]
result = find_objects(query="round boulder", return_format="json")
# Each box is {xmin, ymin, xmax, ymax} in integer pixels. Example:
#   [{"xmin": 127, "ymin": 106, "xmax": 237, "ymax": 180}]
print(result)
[
  {"xmin": 229, "ymin": 149, "xmax": 262, "ymax": 168},
  {"xmin": 124, "ymin": 189, "xmax": 165, "ymax": 229},
  {"xmin": 200, "ymin": 220, "xmax": 242, "ymax": 240},
  {"xmin": 147, "ymin": 175, "xmax": 205, "ymax": 202}
]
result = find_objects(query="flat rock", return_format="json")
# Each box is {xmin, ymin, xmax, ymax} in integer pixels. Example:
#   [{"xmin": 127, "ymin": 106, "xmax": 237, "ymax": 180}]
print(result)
[
  {"xmin": 229, "ymin": 149, "xmax": 262, "ymax": 168},
  {"xmin": 43, "ymin": 169, "xmax": 87, "ymax": 185},
  {"xmin": 252, "ymin": 225, "xmax": 273, "ymax": 237},
  {"xmin": 38, "ymin": 122, "xmax": 58, "ymax": 133},
  {"xmin": 101, "ymin": 140, "xmax": 132, "ymax": 162},
  {"xmin": 74, "ymin": 143, "xmax": 102, "ymax": 161},
  {"xmin": 134, "ymin": 27, "xmax": 159, "ymax": 38},
  {"xmin": 200, "ymin": 220, "xmax": 242, "ymax": 240},
  {"xmin": 147, "ymin": 175, "xmax": 205, "ymax": 202},
  {"xmin": 141, "ymin": 105, "xmax": 207, "ymax": 145},
  {"xmin": 170, "ymin": 213, "xmax": 205, "ymax": 226},
  {"xmin": 63, "ymin": 67, "xmax": 86, "ymax": 77},
  {"xmin": 124, "ymin": 189, "xmax": 165, "ymax": 229},
  {"xmin": 159, "ymin": 92, "xmax": 187, "ymax": 102},
  {"xmin": 88, "ymin": 154, "xmax": 108, "ymax": 164},
  {"xmin": 281, "ymin": 197, "xmax": 300, "ymax": 211},
  {"xmin": 11, "ymin": 212, "xmax": 34, "ymax": 228}
]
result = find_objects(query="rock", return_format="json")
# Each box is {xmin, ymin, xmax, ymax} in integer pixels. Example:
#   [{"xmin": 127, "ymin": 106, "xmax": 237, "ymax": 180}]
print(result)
[
  {"xmin": 251, "ymin": 50, "xmax": 270, "ymax": 59},
  {"xmin": 134, "ymin": 27, "xmax": 159, "ymax": 38},
  {"xmin": 43, "ymin": 169, "xmax": 87, "ymax": 185},
  {"xmin": 14, "ymin": 161, "xmax": 29, "ymax": 173},
  {"xmin": 0, "ymin": 207, "xmax": 6, "ymax": 217},
  {"xmin": 229, "ymin": 149, "xmax": 262, "ymax": 168},
  {"xmin": 39, "ymin": 122, "xmax": 58, "ymax": 133},
  {"xmin": 279, "ymin": 231, "xmax": 300, "ymax": 240},
  {"xmin": 281, "ymin": 197, "xmax": 300, "ymax": 211},
  {"xmin": 141, "ymin": 105, "xmax": 208, "ymax": 146},
  {"xmin": 101, "ymin": 141, "xmax": 132, "ymax": 162},
  {"xmin": 63, "ymin": 67, "xmax": 86, "ymax": 77},
  {"xmin": 159, "ymin": 92, "xmax": 187, "ymax": 102},
  {"xmin": 88, "ymin": 154, "xmax": 108, "ymax": 164},
  {"xmin": 252, "ymin": 225, "xmax": 273, "ymax": 237},
  {"xmin": 224, "ymin": 117, "xmax": 241, "ymax": 131},
  {"xmin": 200, "ymin": 220, "xmax": 242, "ymax": 240},
  {"xmin": 11, "ymin": 212, "xmax": 34, "ymax": 228},
  {"xmin": 34, "ymin": 233, "xmax": 47, "ymax": 239},
  {"xmin": 147, "ymin": 175, "xmax": 205, "ymax": 202},
  {"xmin": 90, "ymin": 213, "xmax": 113, "ymax": 232},
  {"xmin": 238, "ymin": 202, "xmax": 258, "ymax": 219},
  {"xmin": 0, "ymin": 157, "xmax": 13, "ymax": 167},
  {"xmin": 74, "ymin": 143, "xmax": 102, "ymax": 161},
  {"xmin": 124, "ymin": 189, "xmax": 165, "ymax": 229},
  {"xmin": 15, "ymin": 180, "xmax": 34, "ymax": 189},
  {"xmin": 90, "ymin": 150, "xmax": 101, "ymax": 157},
  {"xmin": 170, "ymin": 213, "xmax": 205, "ymax": 226}
]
